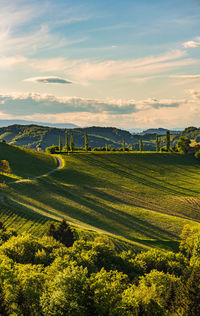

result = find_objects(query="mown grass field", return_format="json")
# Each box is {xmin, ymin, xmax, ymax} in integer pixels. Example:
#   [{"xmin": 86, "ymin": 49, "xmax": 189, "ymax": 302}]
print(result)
[{"xmin": 1, "ymin": 148, "xmax": 200, "ymax": 252}]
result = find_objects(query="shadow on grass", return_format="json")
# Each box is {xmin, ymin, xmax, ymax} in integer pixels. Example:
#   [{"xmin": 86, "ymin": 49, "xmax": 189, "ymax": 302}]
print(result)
[{"xmin": 5, "ymin": 172, "xmax": 182, "ymax": 251}]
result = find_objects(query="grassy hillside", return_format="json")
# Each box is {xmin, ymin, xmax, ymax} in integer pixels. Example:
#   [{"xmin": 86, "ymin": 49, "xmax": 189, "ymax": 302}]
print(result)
[
  {"xmin": 0, "ymin": 142, "xmax": 57, "ymax": 181},
  {"xmin": 1, "ymin": 151, "xmax": 200, "ymax": 252}
]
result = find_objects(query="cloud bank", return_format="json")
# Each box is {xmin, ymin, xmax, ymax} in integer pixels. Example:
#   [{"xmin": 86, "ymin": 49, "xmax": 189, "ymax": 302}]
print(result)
[
  {"xmin": 0, "ymin": 92, "xmax": 182, "ymax": 116},
  {"xmin": 0, "ymin": 91, "xmax": 199, "ymax": 129}
]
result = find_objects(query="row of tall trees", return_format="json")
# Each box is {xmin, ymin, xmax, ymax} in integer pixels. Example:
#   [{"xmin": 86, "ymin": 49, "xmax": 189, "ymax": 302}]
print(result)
[
  {"xmin": 58, "ymin": 131, "xmax": 171, "ymax": 152},
  {"xmin": 47, "ymin": 130, "xmax": 175, "ymax": 153},
  {"xmin": 58, "ymin": 132, "xmax": 75, "ymax": 152}
]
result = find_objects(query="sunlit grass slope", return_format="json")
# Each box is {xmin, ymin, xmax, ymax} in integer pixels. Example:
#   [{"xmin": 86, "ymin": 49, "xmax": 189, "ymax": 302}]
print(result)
[
  {"xmin": 1, "ymin": 152, "xmax": 200, "ymax": 251},
  {"xmin": 0, "ymin": 142, "xmax": 57, "ymax": 181}
]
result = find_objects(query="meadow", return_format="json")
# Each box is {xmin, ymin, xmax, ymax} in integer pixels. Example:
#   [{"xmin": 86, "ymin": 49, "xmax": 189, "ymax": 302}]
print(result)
[{"xmin": 1, "ymin": 145, "xmax": 200, "ymax": 252}]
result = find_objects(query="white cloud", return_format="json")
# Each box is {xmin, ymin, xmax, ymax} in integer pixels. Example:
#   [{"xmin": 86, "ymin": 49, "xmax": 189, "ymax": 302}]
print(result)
[
  {"xmin": 186, "ymin": 89, "xmax": 200, "ymax": 100},
  {"xmin": 183, "ymin": 39, "xmax": 200, "ymax": 48},
  {"xmin": 24, "ymin": 76, "xmax": 72, "ymax": 85},
  {"xmin": 0, "ymin": 56, "xmax": 27, "ymax": 69}
]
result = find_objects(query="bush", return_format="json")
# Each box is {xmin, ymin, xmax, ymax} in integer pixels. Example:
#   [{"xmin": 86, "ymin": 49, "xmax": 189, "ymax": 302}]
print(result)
[
  {"xmin": 0, "ymin": 160, "xmax": 11, "ymax": 173},
  {"xmin": 177, "ymin": 136, "xmax": 191, "ymax": 154},
  {"xmin": 195, "ymin": 150, "xmax": 200, "ymax": 160},
  {"xmin": 45, "ymin": 145, "xmax": 59, "ymax": 154}
]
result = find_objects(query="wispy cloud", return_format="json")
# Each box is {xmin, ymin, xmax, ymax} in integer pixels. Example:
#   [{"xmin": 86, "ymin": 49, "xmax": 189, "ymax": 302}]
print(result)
[
  {"xmin": 24, "ymin": 76, "xmax": 72, "ymax": 85},
  {"xmin": 29, "ymin": 50, "xmax": 196, "ymax": 83},
  {"xmin": 170, "ymin": 75, "xmax": 200, "ymax": 79},
  {"xmin": 0, "ymin": 56, "xmax": 27, "ymax": 69},
  {"xmin": 0, "ymin": 1, "xmax": 88, "ymax": 55}
]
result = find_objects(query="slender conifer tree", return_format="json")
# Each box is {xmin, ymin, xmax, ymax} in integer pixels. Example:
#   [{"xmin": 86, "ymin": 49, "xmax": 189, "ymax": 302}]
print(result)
[
  {"xmin": 70, "ymin": 133, "xmax": 74, "ymax": 152},
  {"xmin": 65, "ymin": 132, "xmax": 68, "ymax": 152},
  {"xmin": 156, "ymin": 135, "xmax": 160, "ymax": 152},
  {"xmin": 105, "ymin": 143, "xmax": 108, "ymax": 151},
  {"xmin": 122, "ymin": 138, "xmax": 125, "ymax": 152},
  {"xmin": 139, "ymin": 138, "xmax": 143, "ymax": 152},
  {"xmin": 85, "ymin": 133, "xmax": 89, "ymax": 152},
  {"xmin": 166, "ymin": 130, "xmax": 170, "ymax": 152},
  {"xmin": 59, "ymin": 135, "xmax": 62, "ymax": 152}
]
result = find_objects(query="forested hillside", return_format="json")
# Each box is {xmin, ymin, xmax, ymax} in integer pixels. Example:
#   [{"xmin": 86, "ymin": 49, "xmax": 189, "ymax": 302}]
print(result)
[
  {"xmin": 0, "ymin": 124, "xmax": 185, "ymax": 151},
  {"xmin": 0, "ymin": 223, "xmax": 199, "ymax": 315}
]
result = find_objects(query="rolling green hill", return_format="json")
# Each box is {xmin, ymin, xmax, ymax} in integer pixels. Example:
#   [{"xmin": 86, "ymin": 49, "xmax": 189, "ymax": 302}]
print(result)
[
  {"xmin": 0, "ymin": 124, "xmax": 164, "ymax": 151},
  {"xmin": 1, "ymin": 124, "xmax": 200, "ymax": 152},
  {"xmin": 1, "ymin": 149, "xmax": 200, "ymax": 252},
  {"xmin": 0, "ymin": 142, "xmax": 57, "ymax": 181}
]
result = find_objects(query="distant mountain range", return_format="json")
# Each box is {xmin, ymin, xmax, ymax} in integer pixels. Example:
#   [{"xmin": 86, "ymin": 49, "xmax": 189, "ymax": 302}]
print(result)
[{"xmin": 0, "ymin": 120, "xmax": 78, "ymax": 129}]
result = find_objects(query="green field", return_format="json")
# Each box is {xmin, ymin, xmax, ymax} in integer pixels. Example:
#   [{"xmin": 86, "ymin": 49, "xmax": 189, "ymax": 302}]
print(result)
[{"xmin": 1, "ymin": 147, "xmax": 200, "ymax": 251}]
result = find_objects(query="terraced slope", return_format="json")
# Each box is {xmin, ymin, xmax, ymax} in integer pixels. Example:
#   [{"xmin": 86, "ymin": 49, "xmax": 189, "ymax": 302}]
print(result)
[{"xmin": 1, "ymin": 152, "xmax": 200, "ymax": 251}]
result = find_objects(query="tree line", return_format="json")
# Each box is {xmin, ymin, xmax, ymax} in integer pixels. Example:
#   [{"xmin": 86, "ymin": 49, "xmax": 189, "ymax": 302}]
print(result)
[
  {"xmin": 0, "ymin": 222, "xmax": 200, "ymax": 315},
  {"xmin": 45, "ymin": 131, "xmax": 195, "ymax": 154}
]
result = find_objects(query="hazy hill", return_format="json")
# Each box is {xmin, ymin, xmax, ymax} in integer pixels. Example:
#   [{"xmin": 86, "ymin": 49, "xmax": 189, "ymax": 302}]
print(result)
[
  {"xmin": 0, "ymin": 119, "xmax": 78, "ymax": 129},
  {"xmin": 142, "ymin": 128, "xmax": 181, "ymax": 135}
]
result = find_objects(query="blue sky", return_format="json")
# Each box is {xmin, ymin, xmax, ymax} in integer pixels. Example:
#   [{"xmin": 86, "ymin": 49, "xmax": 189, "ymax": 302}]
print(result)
[{"xmin": 0, "ymin": 0, "xmax": 200, "ymax": 128}]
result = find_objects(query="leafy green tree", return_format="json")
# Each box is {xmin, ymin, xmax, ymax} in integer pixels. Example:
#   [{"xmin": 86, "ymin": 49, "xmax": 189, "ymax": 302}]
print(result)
[
  {"xmin": 105, "ymin": 143, "xmax": 108, "ymax": 152},
  {"xmin": 179, "ymin": 225, "xmax": 196, "ymax": 258},
  {"xmin": 15, "ymin": 264, "xmax": 44, "ymax": 315},
  {"xmin": 166, "ymin": 131, "xmax": 170, "ymax": 151},
  {"xmin": 85, "ymin": 133, "xmax": 89, "ymax": 152},
  {"xmin": 70, "ymin": 133, "xmax": 74, "ymax": 152},
  {"xmin": 0, "ymin": 160, "xmax": 11, "ymax": 173},
  {"xmin": 59, "ymin": 135, "xmax": 62, "ymax": 152},
  {"xmin": 139, "ymin": 138, "xmax": 143, "ymax": 152},
  {"xmin": 41, "ymin": 264, "xmax": 89, "ymax": 316},
  {"xmin": 177, "ymin": 265, "xmax": 200, "ymax": 316},
  {"xmin": 156, "ymin": 135, "xmax": 160, "ymax": 152},
  {"xmin": 90, "ymin": 268, "xmax": 128, "ymax": 315},
  {"xmin": 0, "ymin": 234, "xmax": 43, "ymax": 264},
  {"xmin": 177, "ymin": 136, "xmax": 191, "ymax": 154}
]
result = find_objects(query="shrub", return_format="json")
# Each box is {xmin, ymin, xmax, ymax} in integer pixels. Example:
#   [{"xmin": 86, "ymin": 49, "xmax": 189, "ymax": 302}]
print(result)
[
  {"xmin": 0, "ymin": 160, "xmax": 11, "ymax": 173},
  {"xmin": 195, "ymin": 150, "xmax": 200, "ymax": 160},
  {"xmin": 45, "ymin": 145, "xmax": 59, "ymax": 154}
]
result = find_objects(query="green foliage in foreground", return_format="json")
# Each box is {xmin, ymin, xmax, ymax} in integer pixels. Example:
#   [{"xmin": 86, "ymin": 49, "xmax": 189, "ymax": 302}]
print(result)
[{"xmin": 0, "ymin": 224, "xmax": 200, "ymax": 315}]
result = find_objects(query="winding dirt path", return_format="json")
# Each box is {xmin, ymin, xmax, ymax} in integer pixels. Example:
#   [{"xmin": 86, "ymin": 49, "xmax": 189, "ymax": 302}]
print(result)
[{"xmin": 7, "ymin": 155, "xmax": 63, "ymax": 184}]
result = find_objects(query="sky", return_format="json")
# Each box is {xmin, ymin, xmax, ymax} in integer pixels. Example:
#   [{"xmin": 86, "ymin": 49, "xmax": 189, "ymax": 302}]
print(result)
[{"xmin": 0, "ymin": 0, "xmax": 200, "ymax": 129}]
